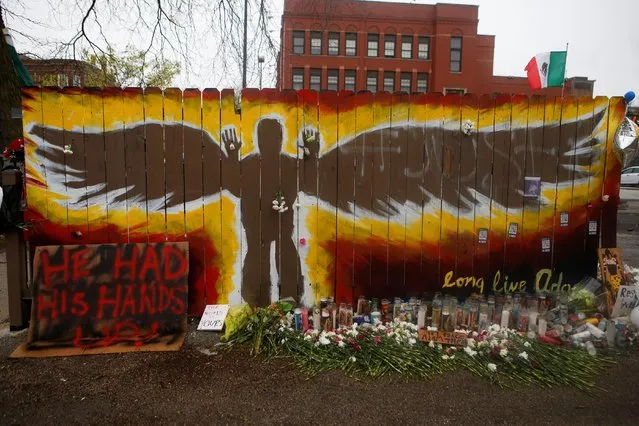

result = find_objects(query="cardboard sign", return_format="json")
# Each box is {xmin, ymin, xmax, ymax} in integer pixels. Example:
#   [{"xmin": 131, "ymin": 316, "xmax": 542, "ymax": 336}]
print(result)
[
  {"xmin": 418, "ymin": 329, "xmax": 468, "ymax": 346},
  {"xmin": 197, "ymin": 304, "xmax": 230, "ymax": 331},
  {"xmin": 611, "ymin": 285, "xmax": 639, "ymax": 318},
  {"xmin": 12, "ymin": 243, "xmax": 189, "ymax": 358},
  {"xmin": 598, "ymin": 248, "xmax": 625, "ymax": 314}
]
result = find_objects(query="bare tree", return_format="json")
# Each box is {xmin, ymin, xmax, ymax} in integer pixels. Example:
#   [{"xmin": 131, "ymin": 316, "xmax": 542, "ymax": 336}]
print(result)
[{"xmin": 1, "ymin": 0, "xmax": 280, "ymax": 88}]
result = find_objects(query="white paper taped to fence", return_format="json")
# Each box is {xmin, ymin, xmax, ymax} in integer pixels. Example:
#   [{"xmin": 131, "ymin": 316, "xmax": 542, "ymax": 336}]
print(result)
[{"xmin": 197, "ymin": 304, "xmax": 230, "ymax": 331}]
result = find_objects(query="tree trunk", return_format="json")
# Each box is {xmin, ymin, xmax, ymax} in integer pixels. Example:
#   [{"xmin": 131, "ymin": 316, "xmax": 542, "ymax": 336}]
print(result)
[{"xmin": 0, "ymin": 4, "xmax": 23, "ymax": 150}]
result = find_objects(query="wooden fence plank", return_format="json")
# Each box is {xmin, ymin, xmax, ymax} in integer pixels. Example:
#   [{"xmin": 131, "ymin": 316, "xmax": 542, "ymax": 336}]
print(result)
[
  {"xmin": 488, "ymin": 95, "xmax": 512, "ymax": 281},
  {"xmin": 164, "ymin": 88, "xmax": 186, "ymax": 241},
  {"xmin": 183, "ymin": 88, "xmax": 206, "ymax": 313},
  {"xmin": 440, "ymin": 94, "xmax": 462, "ymax": 287},
  {"xmin": 422, "ymin": 94, "xmax": 444, "ymax": 292},
  {"xmin": 220, "ymin": 89, "xmax": 243, "ymax": 304},
  {"xmin": 503, "ymin": 94, "xmax": 528, "ymax": 282},
  {"xmin": 202, "ymin": 88, "xmax": 223, "ymax": 306},
  {"xmin": 458, "ymin": 94, "xmax": 479, "ymax": 282},
  {"xmin": 389, "ymin": 93, "xmax": 409, "ymax": 296},
  {"xmin": 40, "ymin": 88, "xmax": 66, "ymax": 232},
  {"xmin": 584, "ymin": 97, "xmax": 609, "ymax": 274},
  {"xmin": 351, "ymin": 92, "xmax": 373, "ymax": 302},
  {"xmin": 122, "ymin": 87, "xmax": 147, "ymax": 243},
  {"xmin": 279, "ymin": 89, "xmax": 301, "ymax": 300},
  {"xmin": 538, "ymin": 97, "xmax": 562, "ymax": 271},
  {"xmin": 473, "ymin": 95, "xmax": 495, "ymax": 286},
  {"xmin": 369, "ymin": 92, "xmax": 392, "ymax": 298},
  {"xmin": 405, "ymin": 94, "xmax": 427, "ymax": 296},
  {"xmin": 82, "ymin": 88, "xmax": 108, "ymax": 243},
  {"xmin": 298, "ymin": 89, "xmax": 319, "ymax": 305},
  {"xmin": 317, "ymin": 91, "xmax": 339, "ymax": 301},
  {"xmin": 335, "ymin": 92, "xmax": 356, "ymax": 302},
  {"xmin": 61, "ymin": 87, "xmax": 88, "ymax": 239},
  {"xmin": 22, "ymin": 87, "xmax": 46, "ymax": 227},
  {"xmin": 521, "ymin": 95, "xmax": 546, "ymax": 281},
  {"xmin": 568, "ymin": 97, "xmax": 595, "ymax": 276},
  {"xmin": 239, "ymin": 88, "xmax": 261, "ymax": 306},
  {"xmin": 102, "ymin": 88, "xmax": 128, "ymax": 243},
  {"xmin": 552, "ymin": 96, "xmax": 578, "ymax": 275},
  {"xmin": 143, "ymin": 87, "xmax": 165, "ymax": 242}
]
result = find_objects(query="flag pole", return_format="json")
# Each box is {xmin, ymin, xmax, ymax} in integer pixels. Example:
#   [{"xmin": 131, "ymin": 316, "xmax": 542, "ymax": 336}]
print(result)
[{"xmin": 561, "ymin": 42, "xmax": 569, "ymax": 97}]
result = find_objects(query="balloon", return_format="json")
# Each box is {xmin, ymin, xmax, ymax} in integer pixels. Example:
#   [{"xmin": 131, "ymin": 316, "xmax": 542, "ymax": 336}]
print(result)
[
  {"xmin": 631, "ymin": 306, "xmax": 639, "ymax": 328},
  {"xmin": 624, "ymin": 91, "xmax": 635, "ymax": 103}
]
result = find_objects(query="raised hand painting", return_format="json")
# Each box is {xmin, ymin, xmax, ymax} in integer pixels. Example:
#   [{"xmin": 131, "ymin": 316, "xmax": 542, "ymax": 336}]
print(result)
[{"xmin": 21, "ymin": 89, "xmax": 626, "ymax": 313}]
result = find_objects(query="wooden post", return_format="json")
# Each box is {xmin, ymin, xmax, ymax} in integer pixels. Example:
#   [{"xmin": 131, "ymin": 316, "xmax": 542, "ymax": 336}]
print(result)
[{"xmin": 1, "ymin": 169, "xmax": 28, "ymax": 329}]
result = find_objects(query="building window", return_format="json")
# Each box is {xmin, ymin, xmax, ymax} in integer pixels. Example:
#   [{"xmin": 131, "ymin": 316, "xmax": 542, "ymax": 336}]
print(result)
[
  {"xmin": 366, "ymin": 70, "xmax": 378, "ymax": 92},
  {"xmin": 293, "ymin": 31, "xmax": 305, "ymax": 55},
  {"xmin": 400, "ymin": 72, "xmax": 411, "ymax": 93},
  {"xmin": 57, "ymin": 73, "xmax": 69, "ymax": 87},
  {"xmin": 367, "ymin": 34, "xmax": 379, "ymax": 57},
  {"xmin": 72, "ymin": 75, "xmax": 82, "ymax": 87},
  {"xmin": 311, "ymin": 31, "xmax": 322, "ymax": 55},
  {"xmin": 384, "ymin": 35, "xmax": 395, "ymax": 57},
  {"xmin": 328, "ymin": 32, "xmax": 340, "ymax": 56},
  {"xmin": 418, "ymin": 36, "xmax": 430, "ymax": 60},
  {"xmin": 344, "ymin": 70, "xmax": 356, "ymax": 91},
  {"xmin": 345, "ymin": 33, "xmax": 357, "ymax": 56},
  {"xmin": 450, "ymin": 36, "xmax": 462, "ymax": 72},
  {"xmin": 310, "ymin": 68, "xmax": 322, "ymax": 91},
  {"xmin": 383, "ymin": 71, "xmax": 395, "ymax": 92},
  {"xmin": 327, "ymin": 69, "xmax": 339, "ymax": 91},
  {"xmin": 416, "ymin": 73, "xmax": 428, "ymax": 93},
  {"xmin": 401, "ymin": 36, "xmax": 412, "ymax": 59},
  {"xmin": 444, "ymin": 88, "xmax": 466, "ymax": 95},
  {"xmin": 292, "ymin": 68, "xmax": 304, "ymax": 90}
]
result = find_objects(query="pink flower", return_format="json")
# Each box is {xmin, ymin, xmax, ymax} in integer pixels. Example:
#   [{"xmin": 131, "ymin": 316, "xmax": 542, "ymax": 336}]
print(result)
[
  {"xmin": 373, "ymin": 335, "xmax": 381, "ymax": 345},
  {"xmin": 299, "ymin": 238, "xmax": 307, "ymax": 246}
]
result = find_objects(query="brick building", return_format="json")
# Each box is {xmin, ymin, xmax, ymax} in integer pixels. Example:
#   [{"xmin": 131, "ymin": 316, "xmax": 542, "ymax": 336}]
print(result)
[
  {"xmin": 277, "ymin": 0, "xmax": 594, "ymax": 96},
  {"xmin": 21, "ymin": 56, "xmax": 105, "ymax": 87}
]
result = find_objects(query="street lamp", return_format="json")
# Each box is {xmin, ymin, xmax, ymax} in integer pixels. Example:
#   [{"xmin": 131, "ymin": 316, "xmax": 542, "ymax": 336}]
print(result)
[{"xmin": 258, "ymin": 56, "xmax": 265, "ymax": 90}]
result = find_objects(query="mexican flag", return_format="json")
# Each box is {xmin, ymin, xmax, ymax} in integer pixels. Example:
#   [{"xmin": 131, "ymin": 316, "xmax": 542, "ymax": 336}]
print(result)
[
  {"xmin": 3, "ymin": 28, "xmax": 33, "ymax": 87},
  {"xmin": 525, "ymin": 51, "xmax": 567, "ymax": 90}
]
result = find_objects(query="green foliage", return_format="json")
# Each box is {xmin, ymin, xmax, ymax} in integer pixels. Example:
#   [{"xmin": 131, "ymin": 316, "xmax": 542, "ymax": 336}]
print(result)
[{"xmin": 82, "ymin": 47, "xmax": 180, "ymax": 88}]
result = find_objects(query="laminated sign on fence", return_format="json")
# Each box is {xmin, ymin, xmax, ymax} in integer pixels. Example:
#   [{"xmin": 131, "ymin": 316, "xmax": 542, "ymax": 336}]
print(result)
[{"xmin": 11, "ymin": 242, "xmax": 189, "ymax": 358}]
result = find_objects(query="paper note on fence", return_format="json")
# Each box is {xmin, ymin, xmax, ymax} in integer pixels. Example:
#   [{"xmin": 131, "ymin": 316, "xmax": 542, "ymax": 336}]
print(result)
[{"xmin": 198, "ymin": 304, "xmax": 230, "ymax": 331}]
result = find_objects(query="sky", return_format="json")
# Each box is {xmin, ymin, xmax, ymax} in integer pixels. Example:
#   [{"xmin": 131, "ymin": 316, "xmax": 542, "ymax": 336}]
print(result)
[{"xmin": 5, "ymin": 0, "xmax": 639, "ymax": 97}]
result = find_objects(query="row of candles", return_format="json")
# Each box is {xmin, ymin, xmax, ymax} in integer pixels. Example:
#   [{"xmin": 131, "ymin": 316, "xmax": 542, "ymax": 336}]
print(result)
[{"xmin": 296, "ymin": 293, "xmax": 576, "ymax": 336}]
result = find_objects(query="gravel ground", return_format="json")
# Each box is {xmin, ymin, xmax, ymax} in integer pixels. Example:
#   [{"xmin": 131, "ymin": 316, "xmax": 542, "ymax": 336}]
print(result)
[{"xmin": 1, "ymin": 320, "xmax": 639, "ymax": 425}]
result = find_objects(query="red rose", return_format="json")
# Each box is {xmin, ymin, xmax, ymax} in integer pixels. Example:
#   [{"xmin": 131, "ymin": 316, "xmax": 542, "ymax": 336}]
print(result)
[
  {"xmin": 2, "ymin": 148, "xmax": 10, "ymax": 160},
  {"xmin": 8, "ymin": 138, "xmax": 24, "ymax": 151}
]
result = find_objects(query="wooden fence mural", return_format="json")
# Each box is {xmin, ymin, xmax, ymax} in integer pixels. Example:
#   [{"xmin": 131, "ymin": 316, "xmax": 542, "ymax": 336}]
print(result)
[{"xmin": 21, "ymin": 88, "xmax": 626, "ymax": 315}]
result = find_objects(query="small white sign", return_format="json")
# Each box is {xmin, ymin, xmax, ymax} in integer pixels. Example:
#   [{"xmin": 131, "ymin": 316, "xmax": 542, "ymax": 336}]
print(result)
[
  {"xmin": 588, "ymin": 220, "xmax": 598, "ymax": 235},
  {"xmin": 197, "ymin": 304, "xmax": 230, "ymax": 331},
  {"xmin": 611, "ymin": 286, "xmax": 639, "ymax": 318}
]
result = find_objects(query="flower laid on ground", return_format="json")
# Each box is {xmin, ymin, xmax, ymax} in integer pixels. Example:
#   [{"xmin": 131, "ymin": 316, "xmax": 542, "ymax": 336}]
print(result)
[{"xmin": 221, "ymin": 303, "xmax": 618, "ymax": 392}]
